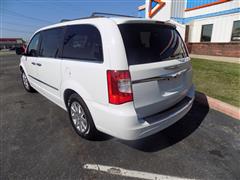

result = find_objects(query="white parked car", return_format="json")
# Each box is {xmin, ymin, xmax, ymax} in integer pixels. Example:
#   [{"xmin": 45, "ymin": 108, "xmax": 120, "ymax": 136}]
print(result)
[{"xmin": 19, "ymin": 13, "xmax": 195, "ymax": 140}]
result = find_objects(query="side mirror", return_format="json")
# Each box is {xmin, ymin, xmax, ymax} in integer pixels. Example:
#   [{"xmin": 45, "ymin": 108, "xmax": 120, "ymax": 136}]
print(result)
[{"xmin": 15, "ymin": 47, "xmax": 26, "ymax": 55}]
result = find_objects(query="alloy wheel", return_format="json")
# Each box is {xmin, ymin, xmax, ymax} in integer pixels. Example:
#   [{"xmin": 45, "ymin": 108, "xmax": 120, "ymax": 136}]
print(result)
[
  {"xmin": 70, "ymin": 101, "xmax": 88, "ymax": 133},
  {"xmin": 22, "ymin": 72, "xmax": 30, "ymax": 90}
]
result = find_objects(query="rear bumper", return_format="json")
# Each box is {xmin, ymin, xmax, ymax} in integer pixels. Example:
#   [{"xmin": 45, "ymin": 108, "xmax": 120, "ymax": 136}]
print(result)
[{"xmin": 88, "ymin": 85, "xmax": 195, "ymax": 140}]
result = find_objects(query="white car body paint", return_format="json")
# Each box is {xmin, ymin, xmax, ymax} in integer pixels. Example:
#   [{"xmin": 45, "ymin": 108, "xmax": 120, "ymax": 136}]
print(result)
[{"xmin": 20, "ymin": 16, "xmax": 195, "ymax": 140}]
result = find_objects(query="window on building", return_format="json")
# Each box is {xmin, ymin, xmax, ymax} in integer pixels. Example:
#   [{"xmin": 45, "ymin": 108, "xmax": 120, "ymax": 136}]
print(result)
[
  {"xmin": 27, "ymin": 33, "xmax": 40, "ymax": 57},
  {"xmin": 201, "ymin": 24, "xmax": 213, "ymax": 42},
  {"xmin": 231, "ymin": 20, "xmax": 240, "ymax": 41},
  {"xmin": 62, "ymin": 25, "xmax": 103, "ymax": 62},
  {"xmin": 39, "ymin": 27, "xmax": 64, "ymax": 58}
]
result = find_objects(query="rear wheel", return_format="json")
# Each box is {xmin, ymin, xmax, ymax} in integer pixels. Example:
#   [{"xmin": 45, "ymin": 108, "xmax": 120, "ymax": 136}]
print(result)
[
  {"xmin": 21, "ymin": 71, "xmax": 35, "ymax": 92},
  {"xmin": 67, "ymin": 93, "xmax": 99, "ymax": 140}
]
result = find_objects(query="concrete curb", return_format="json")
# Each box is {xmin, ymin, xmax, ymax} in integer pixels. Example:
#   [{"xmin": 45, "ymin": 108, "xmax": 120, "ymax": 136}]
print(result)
[
  {"xmin": 190, "ymin": 54, "xmax": 240, "ymax": 64},
  {"xmin": 195, "ymin": 92, "xmax": 240, "ymax": 120}
]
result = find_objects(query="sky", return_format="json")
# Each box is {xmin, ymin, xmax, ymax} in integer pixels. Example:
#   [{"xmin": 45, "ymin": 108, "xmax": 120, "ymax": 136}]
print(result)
[{"xmin": 0, "ymin": 0, "xmax": 145, "ymax": 41}]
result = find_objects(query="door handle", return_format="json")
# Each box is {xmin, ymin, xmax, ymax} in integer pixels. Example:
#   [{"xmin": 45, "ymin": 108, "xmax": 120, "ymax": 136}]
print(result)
[
  {"xmin": 36, "ymin": 63, "xmax": 42, "ymax": 67},
  {"xmin": 31, "ymin": 62, "xmax": 36, "ymax": 65}
]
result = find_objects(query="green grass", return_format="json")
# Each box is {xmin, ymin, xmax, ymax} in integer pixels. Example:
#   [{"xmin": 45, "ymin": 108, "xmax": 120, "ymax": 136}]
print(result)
[{"xmin": 191, "ymin": 58, "xmax": 240, "ymax": 107}]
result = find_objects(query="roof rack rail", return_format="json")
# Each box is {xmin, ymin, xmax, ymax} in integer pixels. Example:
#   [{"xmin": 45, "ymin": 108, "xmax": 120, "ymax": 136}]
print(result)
[
  {"xmin": 60, "ymin": 16, "xmax": 101, "ymax": 23},
  {"xmin": 91, "ymin": 12, "xmax": 137, "ymax": 18},
  {"xmin": 60, "ymin": 19, "xmax": 71, "ymax": 22},
  {"xmin": 59, "ymin": 12, "xmax": 138, "ymax": 23}
]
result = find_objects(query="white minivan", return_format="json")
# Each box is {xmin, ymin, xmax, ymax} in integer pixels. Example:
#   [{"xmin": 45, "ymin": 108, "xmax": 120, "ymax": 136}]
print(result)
[{"xmin": 19, "ymin": 13, "xmax": 195, "ymax": 140}]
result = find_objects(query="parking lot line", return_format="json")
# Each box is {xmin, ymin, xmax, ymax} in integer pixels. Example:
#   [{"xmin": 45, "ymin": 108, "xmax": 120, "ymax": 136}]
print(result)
[{"xmin": 83, "ymin": 164, "xmax": 195, "ymax": 180}]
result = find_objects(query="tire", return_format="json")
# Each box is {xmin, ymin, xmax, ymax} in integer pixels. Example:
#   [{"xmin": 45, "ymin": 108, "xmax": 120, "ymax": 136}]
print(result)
[
  {"xmin": 67, "ymin": 93, "xmax": 100, "ymax": 140},
  {"xmin": 21, "ymin": 71, "xmax": 35, "ymax": 92}
]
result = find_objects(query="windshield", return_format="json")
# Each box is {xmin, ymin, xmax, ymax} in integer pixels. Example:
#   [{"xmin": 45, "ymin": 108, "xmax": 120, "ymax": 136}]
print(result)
[{"xmin": 118, "ymin": 23, "xmax": 188, "ymax": 65}]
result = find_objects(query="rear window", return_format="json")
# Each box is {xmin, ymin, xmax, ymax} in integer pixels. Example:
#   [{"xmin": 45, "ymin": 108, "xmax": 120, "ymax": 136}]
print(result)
[{"xmin": 118, "ymin": 23, "xmax": 188, "ymax": 65}]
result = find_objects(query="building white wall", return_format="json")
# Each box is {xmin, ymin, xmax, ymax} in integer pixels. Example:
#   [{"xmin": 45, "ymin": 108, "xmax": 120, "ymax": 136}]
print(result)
[
  {"xmin": 171, "ymin": 0, "xmax": 185, "ymax": 18},
  {"xmin": 188, "ymin": 13, "xmax": 240, "ymax": 42}
]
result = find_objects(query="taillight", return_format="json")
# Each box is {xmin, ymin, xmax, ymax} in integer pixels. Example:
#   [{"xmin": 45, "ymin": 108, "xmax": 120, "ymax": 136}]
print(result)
[{"xmin": 107, "ymin": 70, "xmax": 133, "ymax": 105}]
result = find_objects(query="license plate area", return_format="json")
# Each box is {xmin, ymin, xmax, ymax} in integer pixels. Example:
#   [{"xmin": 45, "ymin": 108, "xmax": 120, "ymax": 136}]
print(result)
[{"xmin": 158, "ymin": 73, "xmax": 184, "ymax": 92}]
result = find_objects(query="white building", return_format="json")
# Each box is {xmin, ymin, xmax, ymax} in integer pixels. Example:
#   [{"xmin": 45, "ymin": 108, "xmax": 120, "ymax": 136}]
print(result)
[{"xmin": 138, "ymin": 0, "xmax": 240, "ymax": 57}]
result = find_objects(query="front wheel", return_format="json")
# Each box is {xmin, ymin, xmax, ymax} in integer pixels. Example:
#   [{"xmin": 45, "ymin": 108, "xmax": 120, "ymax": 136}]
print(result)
[
  {"xmin": 67, "ymin": 93, "xmax": 100, "ymax": 140},
  {"xmin": 21, "ymin": 71, "xmax": 35, "ymax": 92}
]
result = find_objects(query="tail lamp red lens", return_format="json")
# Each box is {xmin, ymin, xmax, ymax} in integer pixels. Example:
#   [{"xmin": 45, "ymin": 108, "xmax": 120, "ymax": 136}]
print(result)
[{"xmin": 107, "ymin": 70, "xmax": 133, "ymax": 105}]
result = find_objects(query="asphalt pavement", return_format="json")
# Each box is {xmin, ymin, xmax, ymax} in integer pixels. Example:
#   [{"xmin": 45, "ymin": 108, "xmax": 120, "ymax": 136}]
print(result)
[{"xmin": 1, "ymin": 55, "xmax": 240, "ymax": 180}]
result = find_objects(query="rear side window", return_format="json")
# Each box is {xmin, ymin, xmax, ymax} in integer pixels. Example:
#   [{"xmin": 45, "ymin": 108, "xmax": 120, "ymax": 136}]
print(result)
[
  {"xmin": 118, "ymin": 23, "xmax": 188, "ymax": 65},
  {"xmin": 27, "ymin": 33, "xmax": 40, "ymax": 57},
  {"xmin": 62, "ymin": 25, "xmax": 103, "ymax": 62},
  {"xmin": 39, "ymin": 27, "xmax": 63, "ymax": 58}
]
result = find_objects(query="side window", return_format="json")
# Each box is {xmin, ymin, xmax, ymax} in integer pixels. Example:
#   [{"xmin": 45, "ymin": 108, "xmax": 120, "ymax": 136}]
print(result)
[
  {"xmin": 39, "ymin": 28, "xmax": 63, "ymax": 58},
  {"xmin": 200, "ymin": 24, "xmax": 213, "ymax": 42},
  {"xmin": 62, "ymin": 25, "xmax": 103, "ymax": 62},
  {"xmin": 231, "ymin": 20, "xmax": 240, "ymax": 41},
  {"xmin": 27, "ymin": 33, "xmax": 40, "ymax": 57}
]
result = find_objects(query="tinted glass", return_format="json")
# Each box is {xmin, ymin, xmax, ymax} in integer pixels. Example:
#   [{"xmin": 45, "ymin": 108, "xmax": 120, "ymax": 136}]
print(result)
[
  {"xmin": 62, "ymin": 25, "xmax": 103, "ymax": 62},
  {"xmin": 231, "ymin": 20, "xmax": 240, "ymax": 41},
  {"xmin": 118, "ymin": 23, "xmax": 188, "ymax": 65},
  {"xmin": 201, "ymin": 24, "xmax": 213, "ymax": 42},
  {"xmin": 39, "ymin": 28, "xmax": 63, "ymax": 58},
  {"xmin": 27, "ymin": 33, "xmax": 40, "ymax": 57}
]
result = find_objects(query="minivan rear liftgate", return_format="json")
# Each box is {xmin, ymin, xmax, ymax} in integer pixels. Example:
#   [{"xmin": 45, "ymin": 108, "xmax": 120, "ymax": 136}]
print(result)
[{"xmin": 119, "ymin": 23, "xmax": 193, "ymax": 118}]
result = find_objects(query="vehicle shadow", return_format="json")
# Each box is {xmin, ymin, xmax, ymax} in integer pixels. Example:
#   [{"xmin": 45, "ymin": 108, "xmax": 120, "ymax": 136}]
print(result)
[{"xmin": 119, "ymin": 95, "xmax": 209, "ymax": 152}]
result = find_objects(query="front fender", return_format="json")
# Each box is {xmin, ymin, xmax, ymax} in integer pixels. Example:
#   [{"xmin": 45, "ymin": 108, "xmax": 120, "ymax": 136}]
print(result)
[{"xmin": 19, "ymin": 57, "xmax": 27, "ymax": 74}]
